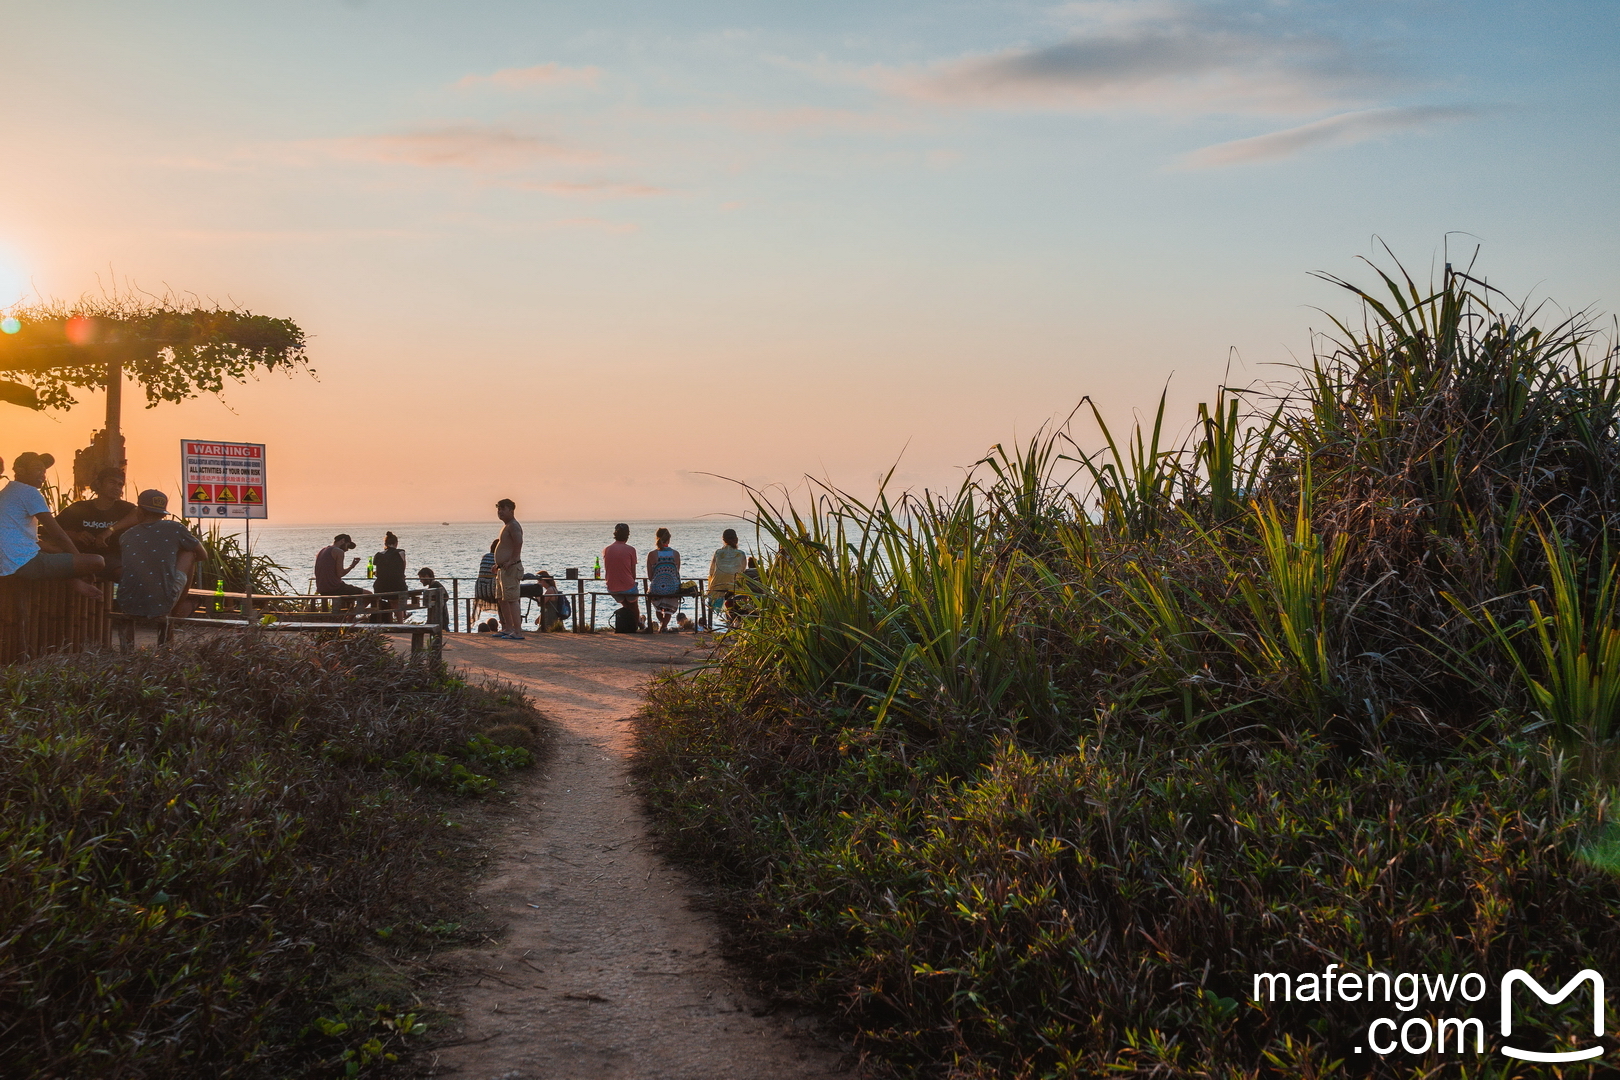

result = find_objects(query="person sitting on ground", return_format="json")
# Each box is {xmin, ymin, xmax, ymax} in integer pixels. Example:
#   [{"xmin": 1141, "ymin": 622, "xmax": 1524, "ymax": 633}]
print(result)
[
  {"xmin": 533, "ymin": 570, "xmax": 572, "ymax": 630},
  {"xmin": 476, "ymin": 617, "xmax": 499, "ymax": 633},
  {"xmin": 417, "ymin": 567, "xmax": 449, "ymax": 628},
  {"xmin": 674, "ymin": 612, "xmax": 699, "ymax": 632},
  {"xmin": 646, "ymin": 527, "xmax": 682, "ymax": 632},
  {"xmin": 314, "ymin": 533, "xmax": 371, "ymax": 611},
  {"xmin": 493, "ymin": 498, "xmax": 525, "ymax": 640},
  {"xmin": 55, "ymin": 467, "xmax": 138, "ymax": 581},
  {"xmin": 726, "ymin": 555, "xmax": 761, "ymax": 619},
  {"xmin": 115, "ymin": 490, "xmax": 205, "ymax": 619},
  {"xmin": 0, "ymin": 453, "xmax": 105, "ymax": 598},
  {"xmin": 371, "ymin": 531, "xmax": 408, "ymax": 623},
  {"xmin": 706, "ymin": 527, "xmax": 747, "ymax": 629}
]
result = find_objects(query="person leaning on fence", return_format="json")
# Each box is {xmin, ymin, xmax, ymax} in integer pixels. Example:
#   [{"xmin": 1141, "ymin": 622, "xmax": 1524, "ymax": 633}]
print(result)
[
  {"xmin": 56, "ymin": 467, "xmax": 137, "ymax": 582},
  {"xmin": 602, "ymin": 523, "xmax": 644, "ymax": 629},
  {"xmin": 646, "ymin": 527, "xmax": 681, "ymax": 632},
  {"xmin": 314, "ymin": 533, "xmax": 371, "ymax": 611},
  {"xmin": 115, "ymin": 490, "xmax": 205, "ymax": 619},
  {"xmin": 0, "ymin": 453, "xmax": 105, "ymax": 599},
  {"xmin": 475, "ymin": 540, "xmax": 497, "ymax": 602},
  {"xmin": 371, "ymin": 531, "xmax": 408, "ymax": 623},
  {"xmin": 417, "ymin": 567, "xmax": 449, "ymax": 628},
  {"xmin": 706, "ymin": 527, "xmax": 747, "ymax": 628}
]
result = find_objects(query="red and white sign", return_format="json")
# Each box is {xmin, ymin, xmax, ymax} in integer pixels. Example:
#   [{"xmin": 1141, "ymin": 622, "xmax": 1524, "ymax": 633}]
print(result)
[{"xmin": 182, "ymin": 440, "xmax": 267, "ymax": 519}]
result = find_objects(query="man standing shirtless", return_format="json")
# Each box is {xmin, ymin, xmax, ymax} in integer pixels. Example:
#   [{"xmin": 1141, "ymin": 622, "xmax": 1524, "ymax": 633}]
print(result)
[{"xmin": 493, "ymin": 498, "xmax": 525, "ymax": 640}]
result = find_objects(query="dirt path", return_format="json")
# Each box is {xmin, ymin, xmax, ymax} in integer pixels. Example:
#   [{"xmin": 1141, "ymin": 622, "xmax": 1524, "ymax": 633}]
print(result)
[{"xmin": 423, "ymin": 633, "xmax": 850, "ymax": 1080}]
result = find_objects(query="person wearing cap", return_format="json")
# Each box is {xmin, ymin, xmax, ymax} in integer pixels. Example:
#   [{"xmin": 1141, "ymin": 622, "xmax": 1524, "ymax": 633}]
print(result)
[
  {"xmin": 114, "ymin": 490, "xmax": 205, "ymax": 619},
  {"xmin": 0, "ymin": 452, "xmax": 106, "ymax": 598},
  {"xmin": 314, "ymin": 533, "xmax": 372, "ymax": 609}
]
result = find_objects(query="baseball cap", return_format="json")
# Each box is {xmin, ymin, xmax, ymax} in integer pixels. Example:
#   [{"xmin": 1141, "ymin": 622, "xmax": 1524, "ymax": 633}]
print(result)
[
  {"xmin": 12, "ymin": 451, "xmax": 54, "ymax": 473},
  {"xmin": 137, "ymin": 489, "xmax": 170, "ymax": 514}
]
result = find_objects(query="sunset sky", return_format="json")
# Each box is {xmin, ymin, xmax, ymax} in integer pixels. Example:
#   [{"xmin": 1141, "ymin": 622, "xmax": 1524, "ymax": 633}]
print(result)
[{"xmin": 3, "ymin": 0, "xmax": 1616, "ymax": 523}]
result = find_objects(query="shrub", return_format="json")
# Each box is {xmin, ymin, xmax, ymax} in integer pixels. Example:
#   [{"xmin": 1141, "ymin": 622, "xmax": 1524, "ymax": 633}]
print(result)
[
  {"xmin": 0, "ymin": 632, "xmax": 543, "ymax": 1079},
  {"xmin": 636, "ymin": 252, "xmax": 1620, "ymax": 1077}
]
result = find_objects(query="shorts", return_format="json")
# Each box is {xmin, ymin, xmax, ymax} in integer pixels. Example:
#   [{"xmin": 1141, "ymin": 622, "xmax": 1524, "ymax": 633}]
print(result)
[
  {"xmin": 324, "ymin": 582, "xmax": 369, "ymax": 596},
  {"xmin": 495, "ymin": 562, "xmax": 523, "ymax": 602},
  {"xmin": 651, "ymin": 592, "xmax": 680, "ymax": 613},
  {"xmin": 10, "ymin": 552, "xmax": 79, "ymax": 580}
]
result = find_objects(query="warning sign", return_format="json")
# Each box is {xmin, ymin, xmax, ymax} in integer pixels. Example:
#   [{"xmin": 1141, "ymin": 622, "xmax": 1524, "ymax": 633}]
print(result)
[{"xmin": 182, "ymin": 440, "xmax": 267, "ymax": 519}]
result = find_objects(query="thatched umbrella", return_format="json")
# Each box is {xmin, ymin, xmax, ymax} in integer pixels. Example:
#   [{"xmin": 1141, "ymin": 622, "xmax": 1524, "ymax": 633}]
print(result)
[{"xmin": 0, "ymin": 303, "xmax": 309, "ymax": 490}]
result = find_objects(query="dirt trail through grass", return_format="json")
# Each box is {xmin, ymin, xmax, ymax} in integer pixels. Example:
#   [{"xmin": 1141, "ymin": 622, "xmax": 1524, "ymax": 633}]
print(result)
[{"xmin": 424, "ymin": 633, "xmax": 847, "ymax": 1080}]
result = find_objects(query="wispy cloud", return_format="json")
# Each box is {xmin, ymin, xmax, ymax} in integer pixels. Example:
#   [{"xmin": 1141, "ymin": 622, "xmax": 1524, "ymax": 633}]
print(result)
[
  {"xmin": 1180, "ymin": 106, "xmax": 1479, "ymax": 167},
  {"xmin": 314, "ymin": 126, "xmax": 602, "ymax": 169},
  {"xmin": 512, "ymin": 180, "xmax": 667, "ymax": 198},
  {"xmin": 455, "ymin": 63, "xmax": 601, "ymax": 90},
  {"xmin": 872, "ymin": 1, "xmax": 1383, "ymax": 116},
  {"xmin": 547, "ymin": 217, "xmax": 639, "ymax": 235},
  {"xmin": 730, "ymin": 106, "xmax": 918, "ymax": 134}
]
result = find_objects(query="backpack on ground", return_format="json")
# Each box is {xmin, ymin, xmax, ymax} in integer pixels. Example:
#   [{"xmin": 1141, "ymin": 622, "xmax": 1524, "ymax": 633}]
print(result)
[{"xmin": 613, "ymin": 605, "xmax": 639, "ymax": 634}]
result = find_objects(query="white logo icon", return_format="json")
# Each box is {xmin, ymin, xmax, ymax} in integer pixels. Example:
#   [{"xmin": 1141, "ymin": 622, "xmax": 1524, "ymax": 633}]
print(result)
[{"xmin": 1500, "ymin": 969, "xmax": 1605, "ymax": 1062}]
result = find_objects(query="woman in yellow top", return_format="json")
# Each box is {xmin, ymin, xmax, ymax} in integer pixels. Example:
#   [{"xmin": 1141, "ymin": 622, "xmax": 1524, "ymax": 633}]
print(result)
[{"xmin": 706, "ymin": 528, "xmax": 748, "ymax": 628}]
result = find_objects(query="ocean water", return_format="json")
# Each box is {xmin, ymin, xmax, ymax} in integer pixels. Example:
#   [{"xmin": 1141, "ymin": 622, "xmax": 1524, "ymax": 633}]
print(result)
[{"xmin": 214, "ymin": 518, "xmax": 753, "ymax": 630}]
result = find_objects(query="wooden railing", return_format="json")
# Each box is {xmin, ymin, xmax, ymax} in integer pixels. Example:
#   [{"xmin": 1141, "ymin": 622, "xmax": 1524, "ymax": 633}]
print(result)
[{"xmin": 0, "ymin": 577, "xmax": 110, "ymax": 665}]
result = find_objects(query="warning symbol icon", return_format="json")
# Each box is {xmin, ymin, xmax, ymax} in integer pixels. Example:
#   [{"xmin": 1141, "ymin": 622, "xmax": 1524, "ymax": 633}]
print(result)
[
  {"xmin": 215, "ymin": 486, "xmax": 237, "ymax": 503},
  {"xmin": 191, "ymin": 485, "xmax": 212, "ymax": 503},
  {"xmin": 242, "ymin": 487, "xmax": 262, "ymax": 504}
]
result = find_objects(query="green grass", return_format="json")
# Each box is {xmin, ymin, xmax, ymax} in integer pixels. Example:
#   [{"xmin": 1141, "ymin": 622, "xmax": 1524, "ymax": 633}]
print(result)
[
  {"xmin": 635, "ymin": 251, "xmax": 1620, "ymax": 1077},
  {"xmin": 0, "ymin": 632, "xmax": 546, "ymax": 1079}
]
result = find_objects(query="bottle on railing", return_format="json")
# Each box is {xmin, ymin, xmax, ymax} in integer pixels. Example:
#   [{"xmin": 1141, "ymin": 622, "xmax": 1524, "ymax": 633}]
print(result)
[
  {"xmin": 594, "ymin": 555, "xmax": 601, "ymax": 579},
  {"xmin": 365, "ymin": 556, "xmax": 374, "ymax": 580},
  {"xmin": 214, "ymin": 577, "xmax": 225, "ymax": 613}
]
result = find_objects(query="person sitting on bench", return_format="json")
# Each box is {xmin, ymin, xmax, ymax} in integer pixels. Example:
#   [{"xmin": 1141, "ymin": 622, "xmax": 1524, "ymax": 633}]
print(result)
[
  {"xmin": 0, "ymin": 452, "xmax": 105, "ymax": 598},
  {"xmin": 314, "ymin": 533, "xmax": 372, "ymax": 611},
  {"xmin": 115, "ymin": 489, "xmax": 205, "ymax": 619},
  {"xmin": 417, "ymin": 567, "xmax": 449, "ymax": 628}
]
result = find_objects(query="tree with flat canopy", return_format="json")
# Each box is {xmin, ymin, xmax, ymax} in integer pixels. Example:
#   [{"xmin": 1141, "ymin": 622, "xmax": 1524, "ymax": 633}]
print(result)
[{"xmin": 0, "ymin": 296, "xmax": 310, "ymax": 491}]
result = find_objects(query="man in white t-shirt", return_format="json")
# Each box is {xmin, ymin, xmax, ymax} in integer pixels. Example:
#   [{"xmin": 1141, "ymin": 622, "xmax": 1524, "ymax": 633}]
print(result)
[{"xmin": 0, "ymin": 452, "xmax": 106, "ymax": 598}]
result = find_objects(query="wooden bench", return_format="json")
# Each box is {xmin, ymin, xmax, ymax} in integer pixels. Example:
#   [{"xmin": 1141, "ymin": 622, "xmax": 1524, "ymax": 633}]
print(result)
[
  {"xmin": 165, "ymin": 616, "xmax": 444, "ymax": 656},
  {"xmin": 159, "ymin": 587, "xmax": 446, "ymax": 656}
]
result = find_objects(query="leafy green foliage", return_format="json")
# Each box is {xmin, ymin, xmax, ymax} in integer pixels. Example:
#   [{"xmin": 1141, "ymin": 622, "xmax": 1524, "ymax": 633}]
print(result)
[
  {"xmin": 390, "ymin": 736, "xmax": 532, "ymax": 796},
  {"xmin": 187, "ymin": 520, "xmax": 293, "ymax": 597}
]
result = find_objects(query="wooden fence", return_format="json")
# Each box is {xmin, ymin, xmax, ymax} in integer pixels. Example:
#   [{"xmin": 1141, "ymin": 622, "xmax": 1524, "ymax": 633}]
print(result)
[{"xmin": 0, "ymin": 578, "xmax": 110, "ymax": 665}]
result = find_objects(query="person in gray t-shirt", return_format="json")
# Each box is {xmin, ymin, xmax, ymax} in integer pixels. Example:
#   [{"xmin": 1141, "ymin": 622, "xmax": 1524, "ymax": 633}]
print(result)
[{"xmin": 117, "ymin": 490, "xmax": 205, "ymax": 619}]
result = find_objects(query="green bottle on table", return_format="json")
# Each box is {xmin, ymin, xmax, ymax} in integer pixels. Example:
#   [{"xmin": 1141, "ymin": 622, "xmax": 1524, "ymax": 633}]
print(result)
[
  {"xmin": 594, "ymin": 555, "xmax": 601, "ymax": 579},
  {"xmin": 366, "ymin": 556, "xmax": 374, "ymax": 580},
  {"xmin": 214, "ymin": 578, "xmax": 225, "ymax": 613}
]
